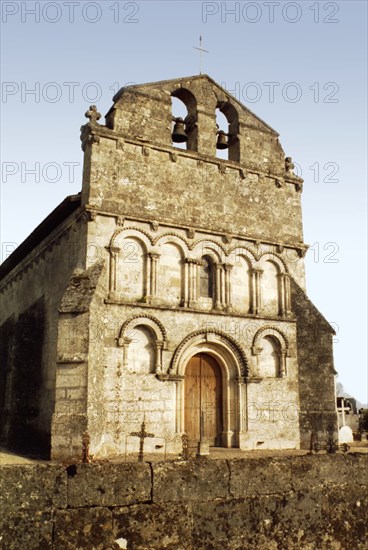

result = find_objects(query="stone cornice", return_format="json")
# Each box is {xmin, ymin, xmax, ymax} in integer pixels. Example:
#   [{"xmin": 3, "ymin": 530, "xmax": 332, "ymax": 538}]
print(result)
[
  {"xmin": 103, "ymin": 298, "xmax": 296, "ymax": 323},
  {"xmin": 82, "ymin": 124, "xmax": 303, "ymax": 185}
]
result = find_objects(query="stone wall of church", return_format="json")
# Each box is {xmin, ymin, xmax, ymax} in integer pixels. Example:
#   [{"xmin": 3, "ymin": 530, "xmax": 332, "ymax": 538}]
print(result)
[
  {"xmin": 0, "ymin": 213, "xmax": 86, "ymax": 454},
  {"xmin": 291, "ymin": 280, "xmax": 337, "ymax": 450}
]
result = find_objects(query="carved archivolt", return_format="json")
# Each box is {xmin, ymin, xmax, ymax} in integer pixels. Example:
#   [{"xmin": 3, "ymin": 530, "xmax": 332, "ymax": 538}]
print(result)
[
  {"xmin": 170, "ymin": 329, "xmax": 248, "ymax": 380},
  {"xmin": 227, "ymin": 245, "xmax": 257, "ymax": 265},
  {"xmin": 109, "ymin": 227, "xmax": 153, "ymax": 249},
  {"xmin": 117, "ymin": 314, "xmax": 167, "ymax": 374},
  {"xmin": 252, "ymin": 325, "xmax": 290, "ymax": 356},
  {"xmin": 152, "ymin": 232, "xmax": 190, "ymax": 252},
  {"xmin": 189, "ymin": 238, "xmax": 228, "ymax": 256},
  {"xmin": 251, "ymin": 325, "xmax": 290, "ymax": 378},
  {"xmin": 258, "ymin": 251, "xmax": 289, "ymax": 273}
]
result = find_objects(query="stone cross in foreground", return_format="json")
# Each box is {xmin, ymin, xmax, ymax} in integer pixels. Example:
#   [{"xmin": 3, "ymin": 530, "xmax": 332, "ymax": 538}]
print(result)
[{"xmin": 130, "ymin": 420, "xmax": 154, "ymax": 462}]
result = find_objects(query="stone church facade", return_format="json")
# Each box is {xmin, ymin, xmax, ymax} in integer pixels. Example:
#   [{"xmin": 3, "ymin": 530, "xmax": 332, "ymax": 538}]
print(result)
[{"xmin": 0, "ymin": 75, "xmax": 337, "ymax": 460}]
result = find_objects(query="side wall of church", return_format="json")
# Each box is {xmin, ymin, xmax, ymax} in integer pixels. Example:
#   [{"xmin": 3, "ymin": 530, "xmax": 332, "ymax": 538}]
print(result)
[
  {"xmin": 291, "ymin": 280, "xmax": 337, "ymax": 449},
  {"xmin": 0, "ymin": 214, "xmax": 87, "ymax": 454}
]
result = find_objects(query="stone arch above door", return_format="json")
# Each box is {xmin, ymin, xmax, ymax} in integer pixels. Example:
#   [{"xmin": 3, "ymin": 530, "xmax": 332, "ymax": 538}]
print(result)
[{"xmin": 170, "ymin": 329, "xmax": 248, "ymax": 381}]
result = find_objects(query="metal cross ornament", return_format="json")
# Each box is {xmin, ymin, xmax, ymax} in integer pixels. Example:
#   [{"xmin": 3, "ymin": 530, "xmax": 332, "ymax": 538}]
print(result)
[
  {"xmin": 194, "ymin": 36, "xmax": 209, "ymax": 75},
  {"xmin": 130, "ymin": 419, "xmax": 154, "ymax": 462}
]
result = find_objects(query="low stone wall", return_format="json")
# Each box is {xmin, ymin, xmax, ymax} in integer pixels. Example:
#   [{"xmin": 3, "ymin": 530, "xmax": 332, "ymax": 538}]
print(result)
[{"xmin": 1, "ymin": 454, "xmax": 367, "ymax": 549}]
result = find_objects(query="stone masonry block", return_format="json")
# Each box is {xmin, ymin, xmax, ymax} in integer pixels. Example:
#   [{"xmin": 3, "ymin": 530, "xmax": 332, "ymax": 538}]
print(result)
[
  {"xmin": 53, "ymin": 507, "xmax": 113, "ymax": 550},
  {"xmin": 0, "ymin": 511, "xmax": 54, "ymax": 550},
  {"xmin": 114, "ymin": 503, "xmax": 193, "ymax": 550},
  {"xmin": 229, "ymin": 457, "xmax": 292, "ymax": 497},
  {"xmin": 153, "ymin": 459, "xmax": 230, "ymax": 502},
  {"xmin": 67, "ymin": 462, "xmax": 152, "ymax": 507},
  {"xmin": 0, "ymin": 465, "xmax": 67, "ymax": 512}
]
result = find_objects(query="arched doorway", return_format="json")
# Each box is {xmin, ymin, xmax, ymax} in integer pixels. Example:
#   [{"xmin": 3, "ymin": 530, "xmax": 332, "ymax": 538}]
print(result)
[{"xmin": 184, "ymin": 353, "xmax": 223, "ymax": 446}]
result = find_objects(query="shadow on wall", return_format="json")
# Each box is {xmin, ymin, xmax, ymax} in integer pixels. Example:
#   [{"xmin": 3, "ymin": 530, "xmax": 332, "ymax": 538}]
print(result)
[{"xmin": 0, "ymin": 297, "xmax": 50, "ymax": 459}]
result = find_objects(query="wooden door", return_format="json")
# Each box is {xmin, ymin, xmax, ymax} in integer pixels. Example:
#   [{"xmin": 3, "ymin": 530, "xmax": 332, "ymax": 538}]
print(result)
[{"xmin": 184, "ymin": 353, "xmax": 223, "ymax": 446}]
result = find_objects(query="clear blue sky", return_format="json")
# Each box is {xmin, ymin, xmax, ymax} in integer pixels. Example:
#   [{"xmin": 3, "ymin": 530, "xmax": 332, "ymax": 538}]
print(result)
[{"xmin": 1, "ymin": 1, "xmax": 367, "ymax": 403}]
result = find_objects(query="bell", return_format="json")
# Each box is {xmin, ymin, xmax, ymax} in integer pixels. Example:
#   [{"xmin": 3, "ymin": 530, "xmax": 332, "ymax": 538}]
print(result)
[
  {"xmin": 216, "ymin": 130, "xmax": 228, "ymax": 149},
  {"xmin": 172, "ymin": 118, "xmax": 188, "ymax": 143}
]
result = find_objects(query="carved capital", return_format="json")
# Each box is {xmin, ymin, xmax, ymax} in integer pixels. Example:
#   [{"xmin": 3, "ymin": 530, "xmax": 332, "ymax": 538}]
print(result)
[
  {"xmin": 297, "ymin": 246, "xmax": 308, "ymax": 258},
  {"xmin": 252, "ymin": 345, "xmax": 263, "ymax": 356},
  {"xmin": 295, "ymin": 182, "xmax": 303, "ymax": 192},
  {"xmin": 117, "ymin": 337, "xmax": 132, "ymax": 348},
  {"xmin": 85, "ymin": 209, "xmax": 97, "ymax": 222},
  {"xmin": 150, "ymin": 221, "xmax": 159, "ymax": 232},
  {"xmin": 109, "ymin": 246, "xmax": 120, "ymax": 254}
]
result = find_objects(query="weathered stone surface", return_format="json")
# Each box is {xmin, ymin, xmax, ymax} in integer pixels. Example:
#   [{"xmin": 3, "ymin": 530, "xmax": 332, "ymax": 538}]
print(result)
[
  {"xmin": 0, "ymin": 511, "xmax": 54, "ymax": 550},
  {"xmin": 322, "ymin": 485, "xmax": 368, "ymax": 549},
  {"xmin": 153, "ymin": 459, "xmax": 230, "ymax": 502},
  {"xmin": 59, "ymin": 261, "xmax": 104, "ymax": 313},
  {"xmin": 0, "ymin": 456, "xmax": 367, "ymax": 548},
  {"xmin": 53, "ymin": 507, "xmax": 113, "ymax": 549},
  {"xmin": 67, "ymin": 462, "xmax": 152, "ymax": 507},
  {"xmin": 114, "ymin": 503, "xmax": 193, "ymax": 550},
  {"xmin": 289, "ymin": 454, "xmax": 362, "ymax": 491},
  {"xmin": 229, "ymin": 457, "xmax": 292, "ymax": 496},
  {"xmin": 0, "ymin": 464, "xmax": 67, "ymax": 511},
  {"xmin": 190, "ymin": 498, "xmax": 252, "ymax": 549}
]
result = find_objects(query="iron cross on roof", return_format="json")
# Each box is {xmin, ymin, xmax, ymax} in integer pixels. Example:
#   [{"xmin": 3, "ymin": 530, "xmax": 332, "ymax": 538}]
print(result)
[
  {"xmin": 194, "ymin": 36, "xmax": 209, "ymax": 75},
  {"xmin": 130, "ymin": 418, "xmax": 154, "ymax": 462}
]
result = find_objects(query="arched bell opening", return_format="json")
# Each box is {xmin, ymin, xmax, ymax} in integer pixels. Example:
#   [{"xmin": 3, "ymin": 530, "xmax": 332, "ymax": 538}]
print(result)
[
  {"xmin": 171, "ymin": 88, "xmax": 198, "ymax": 151},
  {"xmin": 215, "ymin": 109, "xmax": 229, "ymax": 160},
  {"xmin": 216, "ymin": 101, "xmax": 240, "ymax": 162}
]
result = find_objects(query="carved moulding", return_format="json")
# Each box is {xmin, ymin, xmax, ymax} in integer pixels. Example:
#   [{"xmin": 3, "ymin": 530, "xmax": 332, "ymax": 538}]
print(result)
[
  {"xmin": 169, "ymin": 329, "xmax": 248, "ymax": 381},
  {"xmin": 257, "ymin": 251, "xmax": 289, "ymax": 272},
  {"xmin": 251, "ymin": 325, "xmax": 290, "ymax": 378},
  {"xmin": 117, "ymin": 314, "xmax": 167, "ymax": 375},
  {"xmin": 152, "ymin": 231, "xmax": 189, "ymax": 249},
  {"xmin": 251, "ymin": 325, "xmax": 290, "ymax": 356},
  {"xmin": 109, "ymin": 227, "xmax": 154, "ymax": 249}
]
